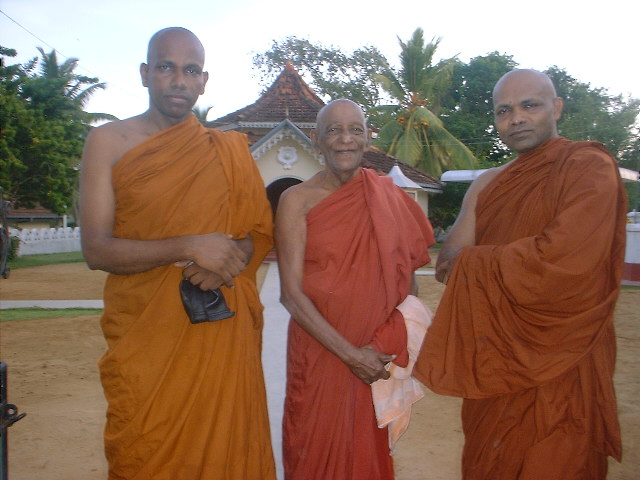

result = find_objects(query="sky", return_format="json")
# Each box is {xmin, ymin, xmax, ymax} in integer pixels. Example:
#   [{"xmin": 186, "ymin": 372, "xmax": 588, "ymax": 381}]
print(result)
[{"xmin": 1, "ymin": 0, "xmax": 639, "ymax": 122}]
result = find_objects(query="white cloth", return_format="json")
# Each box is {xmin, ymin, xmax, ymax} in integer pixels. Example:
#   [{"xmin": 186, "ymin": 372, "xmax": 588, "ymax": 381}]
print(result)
[{"xmin": 371, "ymin": 294, "xmax": 432, "ymax": 453}]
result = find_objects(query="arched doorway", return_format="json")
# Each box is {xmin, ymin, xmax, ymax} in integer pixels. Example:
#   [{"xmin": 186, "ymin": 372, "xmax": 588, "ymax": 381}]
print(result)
[{"xmin": 266, "ymin": 177, "xmax": 303, "ymax": 217}]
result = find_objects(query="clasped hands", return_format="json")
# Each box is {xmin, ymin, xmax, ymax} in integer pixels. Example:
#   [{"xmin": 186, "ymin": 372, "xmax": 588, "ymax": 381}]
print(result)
[
  {"xmin": 175, "ymin": 233, "xmax": 248, "ymax": 290},
  {"xmin": 347, "ymin": 344, "xmax": 395, "ymax": 385}
]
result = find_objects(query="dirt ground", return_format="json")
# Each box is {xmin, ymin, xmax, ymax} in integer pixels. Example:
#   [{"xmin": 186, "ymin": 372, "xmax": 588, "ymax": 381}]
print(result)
[{"xmin": 0, "ymin": 262, "xmax": 638, "ymax": 479}]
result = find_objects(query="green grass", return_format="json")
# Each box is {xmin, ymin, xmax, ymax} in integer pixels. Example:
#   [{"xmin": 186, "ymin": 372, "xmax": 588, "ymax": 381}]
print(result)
[
  {"xmin": 7, "ymin": 251, "xmax": 85, "ymax": 270},
  {"xmin": 0, "ymin": 308, "xmax": 102, "ymax": 322}
]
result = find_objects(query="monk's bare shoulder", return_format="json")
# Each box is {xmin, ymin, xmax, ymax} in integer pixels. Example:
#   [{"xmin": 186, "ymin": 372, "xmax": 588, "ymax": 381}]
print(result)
[
  {"xmin": 84, "ymin": 115, "xmax": 153, "ymax": 168},
  {"xmin": 279, "ymin": 172, "xmax": 333, "ymax": 217},
  {"xmin": 464, "ymin": 162, "xmax": 512, "ymax": 202}
]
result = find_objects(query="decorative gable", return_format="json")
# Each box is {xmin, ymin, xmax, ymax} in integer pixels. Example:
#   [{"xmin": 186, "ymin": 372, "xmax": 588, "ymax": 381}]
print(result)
[
  {"xmin": 251, "ymin": 119, "xmax": 323, "ymax": 166},
  {"xmin": 208, "ymin": 62, "xmax": 443, "ymax": 216}
]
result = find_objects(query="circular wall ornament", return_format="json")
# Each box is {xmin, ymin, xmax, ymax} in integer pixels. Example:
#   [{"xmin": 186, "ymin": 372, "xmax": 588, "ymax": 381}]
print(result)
[{"xmin": 277, "ymin": 146, "xmax": 298, "ymax": 169}]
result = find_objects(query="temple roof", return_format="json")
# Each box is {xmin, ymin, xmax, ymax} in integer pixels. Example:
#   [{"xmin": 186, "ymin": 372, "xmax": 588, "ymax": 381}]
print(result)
[
  {"xmin": 208, "ymin": 62, "xmax": 325, "ymax": 128},
  {"xmin": 206, "ymin": 63, "xmax": 442, "ymax": 191},
  {"xmin": 363, "ymin": 147, "xmax": 443, "ymax": 191}
]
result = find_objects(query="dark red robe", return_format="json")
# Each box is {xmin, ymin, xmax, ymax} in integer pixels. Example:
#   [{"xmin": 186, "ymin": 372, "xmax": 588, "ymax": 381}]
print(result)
[
  {"xmin": 415, "ymin": 137, "xmax": 626, "ymax": 479},
  {"xmin": 283, "ymin": 168, "xmax": 434, "ymax": 480}
]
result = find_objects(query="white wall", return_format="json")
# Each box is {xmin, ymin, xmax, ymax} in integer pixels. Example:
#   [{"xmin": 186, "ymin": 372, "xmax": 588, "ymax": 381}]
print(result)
[{"xmin": 11, "ymin": 227, "xmax": 81, "ymax": 256}]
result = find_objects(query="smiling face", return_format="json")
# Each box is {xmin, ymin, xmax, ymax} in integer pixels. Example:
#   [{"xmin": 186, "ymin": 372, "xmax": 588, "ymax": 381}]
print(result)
[
  {"xmin": 493, "ymin": 69, "xmax": 563, "ymax": 154},
  {"xmin": 140, "ymin": 28, "xmax": 209, "ymax": 124},
  {"xmin": 312, "ymin": 99, "xmax": 370, "ymax": 181}
]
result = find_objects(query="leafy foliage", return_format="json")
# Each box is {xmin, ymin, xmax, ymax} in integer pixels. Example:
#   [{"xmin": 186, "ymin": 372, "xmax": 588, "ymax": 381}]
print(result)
[
  {"xmin": 429, "ymin": 181, "xmax": 469, "ymax": 231},
  {"xmin": 193, "ymin": 105, "xmax": 213, "ymax": 123},
  {"xmin": 372, "ymin": 29, "xmax": 477, "ymax": 176},
  {"xmin": 253, "ymin": 37, "xmax": 393, "ymax": 126},
  {"xmin": 0, "ymin": 46, "xmax": 112, "ymax": 214},
  {"xmin": 441, "ymin": 52, "xmax": 517, "ymax": 161},
  {"xmin": 547, "ymin": 66, "xmax": 640, "ymax": 159},
  {"xmin": 252, "ymin": 31, "xmax": 639, "ymax": 194}
]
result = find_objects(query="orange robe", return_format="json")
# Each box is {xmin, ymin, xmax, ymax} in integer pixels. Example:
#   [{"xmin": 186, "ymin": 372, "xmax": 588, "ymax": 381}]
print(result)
[
  {"xmin": 99, "ymin": 116, "xmax": 275, "ymax": 480},
  {"xmin": 414, "ymin": 137, "xmax": 626, "ymax": 479},
  {"xmin": 283, "ymin": 168, "xmax": 434, "ymax": 480}
]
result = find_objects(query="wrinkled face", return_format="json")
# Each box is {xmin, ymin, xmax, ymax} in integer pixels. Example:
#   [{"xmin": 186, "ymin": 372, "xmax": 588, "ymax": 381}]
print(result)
[
  {"xmin": 313, "ymin": 100, "xmax": 369, "ymax": 176},
  {"xmin": 140, "ymin": 30, "xmax": 209, "ymax": 121},
  {"xmin": 493, "ymin": 71, "xmax": 563, "ymax": 154}
]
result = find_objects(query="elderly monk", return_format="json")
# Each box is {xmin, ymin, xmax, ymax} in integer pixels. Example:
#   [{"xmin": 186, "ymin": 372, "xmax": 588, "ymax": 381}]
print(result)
[
  {"xmin": 276, "ymin": 98, "xmax": 435, "ymax": 480},
  {"xmin": 414, "ymin": 69, "xmax": 626, "ymax": 479},
  {"xmin": 80, "ymin": 27, "xmax": 275, "ymax": 480}
]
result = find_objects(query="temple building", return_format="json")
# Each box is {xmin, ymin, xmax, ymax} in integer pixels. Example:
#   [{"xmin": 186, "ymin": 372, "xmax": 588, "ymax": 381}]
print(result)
[{"xmin": 207, "ymin": 62, "xmax": 442, "ymax": 216}]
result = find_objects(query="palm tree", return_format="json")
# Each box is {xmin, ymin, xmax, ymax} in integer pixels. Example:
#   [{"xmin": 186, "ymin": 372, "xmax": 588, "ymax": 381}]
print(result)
[
  {"xmin": 24, "ymin": 48, "xmax": 116, "ymax": 124},
  {"xmin": 17, "ymin": 48, "xmax": 116, "ymax": 218},
  {"xmin": 192, "ymin": 105, "xmax": 213, "ymax": 123},
  {"xmin": 373, "ymin": 28, "xmax": 476, "ymax": 177}
]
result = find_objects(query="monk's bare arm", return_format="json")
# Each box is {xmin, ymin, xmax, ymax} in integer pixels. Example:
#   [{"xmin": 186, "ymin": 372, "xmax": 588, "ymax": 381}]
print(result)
[
  {"xmin": 276, "ymin": 187, "xmax": 394, "ymax": 384},
  {"xmin": 79, "ymin": 125, "xmax": 246, "ymax": 281},
  {"xmin": 436, "ymin": 168, "xmax": 503, "ymax": 283}
]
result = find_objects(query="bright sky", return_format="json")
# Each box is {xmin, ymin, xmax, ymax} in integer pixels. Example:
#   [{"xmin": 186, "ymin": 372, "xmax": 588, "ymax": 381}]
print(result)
[{"xmin": 1, "ymin": 0, "xmax": 638, "ymax": 122}]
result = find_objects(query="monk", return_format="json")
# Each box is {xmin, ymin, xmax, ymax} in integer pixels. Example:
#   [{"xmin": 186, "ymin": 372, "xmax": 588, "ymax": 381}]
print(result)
[
  {"xmin": 276, "ymin": 99, "xmax": 435, "ymax": 479},
  {"xmin": 79, "ymin": 27, "xmax": 275, "ymax": 479},
  {"xmin": 414, "ymin": 69, "xmax": 627, "ymax": 479}
]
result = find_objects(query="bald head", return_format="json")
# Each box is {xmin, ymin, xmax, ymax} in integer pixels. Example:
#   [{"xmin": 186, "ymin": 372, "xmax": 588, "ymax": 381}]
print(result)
[
  {"xmin": 493, "ymin": 69, "xmax": 557, "ymax": 100},
  {"xmin": 316, "ymin": 99, "xmax": 366, "ymax": 132},
  {"xmin": 147, "ymin": 27, "xmax": 205, "ymax": 64},
  {"xmin": 492, "ymin": 69, "xmax": 563, "ymax": 154},
  {"xmin": 311, "ymin": 98, "xmax": 369, "ymax": 180}
]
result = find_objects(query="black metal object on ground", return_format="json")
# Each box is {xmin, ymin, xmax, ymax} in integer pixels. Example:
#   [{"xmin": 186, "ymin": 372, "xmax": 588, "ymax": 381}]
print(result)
[{"xmin": 1, "ymin": 362, "xmax": 26, "ymax": 480}]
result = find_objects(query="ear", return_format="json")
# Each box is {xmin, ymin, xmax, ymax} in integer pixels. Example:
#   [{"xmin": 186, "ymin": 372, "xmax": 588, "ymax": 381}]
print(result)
[
  {"xmin": 552, "ymin": 97, "xmax": 564, "ymax": 121},
  {"xmin": 140, "ymin": 63, "xmax": 149, "ymax": 87},
  {"xmin": 200, "ymin": 71, "xmax": 209, "ymax": 95}
]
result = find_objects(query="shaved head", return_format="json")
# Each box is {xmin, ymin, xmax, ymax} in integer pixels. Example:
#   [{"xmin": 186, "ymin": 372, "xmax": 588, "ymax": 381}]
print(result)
[
  {"xmin": 493, "ymin": 69, "xmax": 557, "ymax": 102},
  {"xmin": 147, "ymin": 27, "xmax": 205, "ymax": 64},
  {"xmin": 311, "ymin": 98, "xmax": 369, "ymax": 182},
  {"xmin": 316, "ymin": 99, "xmax": 366, "ymax": 132},
  {"xmin": 491, "ymin": 69, "xmax": 563, "ymax": 153}
]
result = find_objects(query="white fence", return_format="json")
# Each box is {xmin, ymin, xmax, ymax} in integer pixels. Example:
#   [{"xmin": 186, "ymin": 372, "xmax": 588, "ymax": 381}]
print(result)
[{"xmin": 10, "ymin": 227, "xmax": 81, "ymax": 256}]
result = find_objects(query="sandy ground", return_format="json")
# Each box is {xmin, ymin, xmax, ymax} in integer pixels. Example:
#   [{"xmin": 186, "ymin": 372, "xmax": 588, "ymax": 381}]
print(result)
[{"xmin": 0, "ymin": 262, "xmax": 638, "ymax": 479}]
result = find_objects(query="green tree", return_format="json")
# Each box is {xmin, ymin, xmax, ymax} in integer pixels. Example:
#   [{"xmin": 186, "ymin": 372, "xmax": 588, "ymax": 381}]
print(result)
[
  {"xmin": 547, "ymin": 67, "xmax": 640, "ymax": 213},
  {"xmin": 373, "ymin": 28, "xmax": 477, "ymax": 177},
  {"xmin": 0, "ymin": 46, "xmax": 110, "ymax": 214},
  {"xmin": 546, "ymin": 66, "xmax": 640, "ymax": 159},
  {"xmin": 441, "ymin": 52, "xmax": 517, "ymax": 161},
  {"xmin": 193, "ymin": 105, "xmax": 213, "ymax": 123},
  {"xmin": 618, "ymin": 132, "xmax": 640, "ymax": 211},
  {"xmin": 0, "ymin": 48, "xmax": 30, "ymax": 200},
  {"xmin": 24, "ymin": 48, "xmax": 115, "ymax": 125},
  {"xmin": 252, "ymin": 37, "xmax": 393, "ymax": 126}
]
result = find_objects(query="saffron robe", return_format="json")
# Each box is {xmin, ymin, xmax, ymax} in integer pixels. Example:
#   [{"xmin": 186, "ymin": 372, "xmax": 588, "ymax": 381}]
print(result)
[
  {"xmin": 414, "ymin": 137, "xmax": 626, "ymax": 479},
  {"xmin": 99, "ymin": 115, "xmax": 275, "ymax": 480},
  {"xmin": 283, "ymin": 168, "xmax": 434, "ymax": 480}
]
